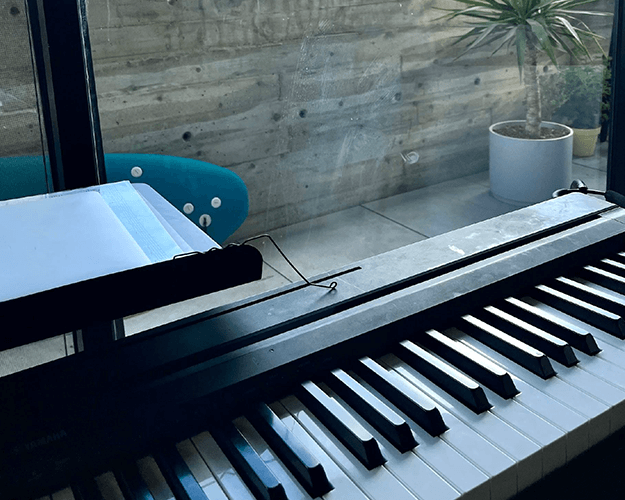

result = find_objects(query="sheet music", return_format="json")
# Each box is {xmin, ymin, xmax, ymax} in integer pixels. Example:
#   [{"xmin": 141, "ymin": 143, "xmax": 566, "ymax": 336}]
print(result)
[
  {"xmin": 96, "ymin": 181, "xmax": 185, "ymax": 262},
  {"xmin": 0, "ymin": 182, "xmax": 186, "ymax": 301},
  {"xmin": 46, "ymin": 181, "xmax": 185, "ymax": 262}
]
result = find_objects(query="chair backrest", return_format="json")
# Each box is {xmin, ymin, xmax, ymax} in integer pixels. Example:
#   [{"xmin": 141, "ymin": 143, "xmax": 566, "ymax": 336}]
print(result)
[
  {"xmin": 0, "ymin": 154, "xmax": 248, "ymax": 243},
  {"xmin": 0, "ymin": 155, "xmax": 48, "ymax": 201},
  {"xmin": 104, "ymin": 154, "xmax": 248, "ymax": 243}
]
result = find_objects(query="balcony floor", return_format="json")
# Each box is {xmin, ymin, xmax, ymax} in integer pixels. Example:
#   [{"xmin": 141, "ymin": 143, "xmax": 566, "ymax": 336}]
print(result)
[{"xmin": 0, "ymin": 144, "xmax": 608, "ymax": 376}]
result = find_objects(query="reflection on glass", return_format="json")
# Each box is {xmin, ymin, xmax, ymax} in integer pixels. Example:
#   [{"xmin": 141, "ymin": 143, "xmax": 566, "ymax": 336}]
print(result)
[
  {"xmin": 0, "ymin": 0, "xmax": 49, "ymax": 200},
  {"xmin": 84, "ymin": 0, "xmax": 614, "ymax": 328}
]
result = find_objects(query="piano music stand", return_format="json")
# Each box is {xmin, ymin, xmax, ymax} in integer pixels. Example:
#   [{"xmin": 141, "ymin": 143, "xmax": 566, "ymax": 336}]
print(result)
[{"xmin": 0, "ymin": 183, "xmax": 263, "ymax": 352}]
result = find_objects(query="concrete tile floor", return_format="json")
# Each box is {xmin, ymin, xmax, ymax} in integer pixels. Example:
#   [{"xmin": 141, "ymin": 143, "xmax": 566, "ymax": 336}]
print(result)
[{"xmin": 0, "ymin": 143, "xmax": 609, "ymax": 374}]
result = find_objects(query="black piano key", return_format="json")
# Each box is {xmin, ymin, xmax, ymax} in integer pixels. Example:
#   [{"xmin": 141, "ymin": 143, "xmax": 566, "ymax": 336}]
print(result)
[
  {"xmin": 212, "ymin": 421, "xmax": 287, "ymax": 500},
  {"xmin": 607, "ymin": 251, "xmax": 625, "ymax": 266},
  {"xmin": 153, "ymin": 446, "xmax": 208, "ymax": 500},
  {"xmin": 246, "ymin": 403, "xmax": 333, "ymax": 497},
  {"xmin": 576, "ymin": 265, "xmax": 625, "ymax": 295},
  {"xmin": 393, "ymin": 340, "xmax": 492, "ymax": 414},
  {"xmin": 324, "ymin": 368, "xmax": 418, "ymax": 453},
  {"xmin": 531, "ymin": 284, "xmax": 625, "ymax": 338},
  {"xmin": 548, "ymin": 276, "xmax": 625, "ymax": 317},
  {"xmin": 457, "ymin": 315, "xmax": 556, "ymax": 379},
  {"xmin": 496, "ymin": 297, "xmax": 601, "ymax": 355},
  {"xmin": 296, "ymin": 380, "xmax": 386, "ymax": 470},
  {"xmin": 593, "ymin": 257, "xmax": 625, "ymax": 278},
  {"xmin": 473, "ymin": 306, "xmax": 578, "ymax": 367},
  {"xmin": 352, "ymin": 356, "xmax": 448, "ymax": 437},
  {"xmin": 114, "ymin": 462, "xmax": 156, "ymax": 500},
  {"xmin": 71, "ymin": 478, "xmax": 104, "ymax": 500},
  {"xmin": 418, "ymin": 329, "xmax": 519, "ymax": 398}
]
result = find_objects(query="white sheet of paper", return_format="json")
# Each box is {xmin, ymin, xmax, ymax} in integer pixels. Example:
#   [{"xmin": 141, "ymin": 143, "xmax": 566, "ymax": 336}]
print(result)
[
  {"xmin": 96, "ymin": 181, "xmax": 185, "ymax": 262},
  {"xmin": 45, "ymin": 181, "xmax": 185, "ymax": 262},
  {"xmin": 0, "ymin": 190, "xmax": 151, "ymax": 301}
]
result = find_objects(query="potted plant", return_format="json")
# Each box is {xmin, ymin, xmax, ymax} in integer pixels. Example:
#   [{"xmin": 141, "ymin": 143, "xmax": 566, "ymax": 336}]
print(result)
[
  {"xmin": 551, "ymin": 62, "xmax": 611, "ymax": 156},
  {"xmin": 440, "ymin": 0, "xmax": 611, "ymax": 205}
]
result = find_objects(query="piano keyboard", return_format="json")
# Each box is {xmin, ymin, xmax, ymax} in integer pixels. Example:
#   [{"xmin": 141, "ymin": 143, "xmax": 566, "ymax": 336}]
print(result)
[{"xmin": 37, "ymin": 249, "xmax": 625, "ymax": 500}]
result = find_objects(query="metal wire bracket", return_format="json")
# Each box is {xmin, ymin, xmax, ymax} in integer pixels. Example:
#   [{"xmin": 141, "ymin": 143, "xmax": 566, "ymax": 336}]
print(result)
[{"xmin": 241, "ymin": 234, "xmax": 338, "ymax": 291}]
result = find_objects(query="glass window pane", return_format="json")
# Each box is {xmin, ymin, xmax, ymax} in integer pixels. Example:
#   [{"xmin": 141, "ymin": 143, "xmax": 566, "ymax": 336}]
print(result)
[
  {"xmin": 85, "ymin": 0, "xmax": 615, "ymax": 330},
  {"xmin": 0, "ymin": 0, "xmax": 49, "ymax": 200}
]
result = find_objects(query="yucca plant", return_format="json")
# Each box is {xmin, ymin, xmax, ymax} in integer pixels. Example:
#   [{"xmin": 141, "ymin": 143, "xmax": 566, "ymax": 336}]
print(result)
[{"xmin": 440, "ymin": 0, "xmax": 611, "ymax": 138}]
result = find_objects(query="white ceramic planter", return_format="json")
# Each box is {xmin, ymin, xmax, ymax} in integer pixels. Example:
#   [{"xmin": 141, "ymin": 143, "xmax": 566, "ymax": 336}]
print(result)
[{"xmin": 489, "ymin": 120, "xmax": 573, "ymax": 206}]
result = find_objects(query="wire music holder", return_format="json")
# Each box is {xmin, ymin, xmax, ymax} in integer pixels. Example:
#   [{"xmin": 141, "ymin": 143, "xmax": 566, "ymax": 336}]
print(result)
[{"xmin": 241, "ymin": 234, "xmax": 338, "ymax": 291}]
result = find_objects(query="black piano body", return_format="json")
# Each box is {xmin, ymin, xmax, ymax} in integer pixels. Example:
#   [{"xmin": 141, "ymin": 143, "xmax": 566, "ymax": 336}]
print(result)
[{"xmin": 4, "ymin": 192, "xmax": 625, "ymax": 499}]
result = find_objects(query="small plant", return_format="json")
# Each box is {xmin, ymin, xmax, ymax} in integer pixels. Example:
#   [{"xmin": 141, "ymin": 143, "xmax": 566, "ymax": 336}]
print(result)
[
  {"xmin": 552, "ymin": 60, "xmax": 611, "ymax": 128},
  {"xmin": 439, "ymin": 0, "xmax": 611, "ymax": 138}
]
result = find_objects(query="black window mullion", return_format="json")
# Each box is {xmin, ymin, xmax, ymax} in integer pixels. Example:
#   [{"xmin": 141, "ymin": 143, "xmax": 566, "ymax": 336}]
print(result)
[
  {"xmin": 25, "ymin": 0, "xmax": 105, "ymax": 192},
  {"xmin": 608, "ymin": 0, "xmax": 625, "ymax": 194}
]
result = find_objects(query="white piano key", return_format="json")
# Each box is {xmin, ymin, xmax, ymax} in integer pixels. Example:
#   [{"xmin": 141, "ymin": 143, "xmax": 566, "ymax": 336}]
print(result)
[
  {"xmin": 325, "ymin": 369, "xmax": 417, "ymax": 452},
  {"xmin": 378, "ymin": 354, "xmax": 514, "ymax": 469},
  {"xmin": 575, "ymin": 348, "xmax": 625, "ymax": 388},
  {"xmin": 531, "ymin": 284, "xmax": 625, "ymax": 338},
  {"xmin": 489, "ymin": 343, "xmax": 611, "ymax": 444},
  {"xmin": 280, "ymin": 395, "xmax": 422, "ymax": 500},
  {"xmin": 394, "ymin": 340, "xmax": 492, "ymax": 413},
  {"xmin": 442, "ymin": 329, "xmax": 570, "ymax": 475},
  {"xmin": 320, "ymin": 382, "xmax": 466, "ymax": 500},
  {"xmin": 176, "ymin": 439, "xmax": 229, "ymax": 500},
  {"xmin": 558, "ymin": 360, "xmax": 625, "ymax": 432},
  {"xmin": 567, "ymin": 275, "xmax": 625, "ymax": 303},
  {"xmin": 153, "ymin": 445, "xmax": 212, "ymax": 500},
  {"xmin": 520, "ymin": 297, "xmax": 625, "ymax": 430},
  {"xmin": 379, "ymin": 353, "xmax": 527, "ymax": 500},
  {"xmin": 268, "ymin": 400, "xmax": 374, "ymax": 500},
  {"xmin": 362, "ymin": 355, "xmax": 544, "ymax": 494},
  {"xmin": 546, "ymin": 361, "xmax": 614, "ymax": 445},
  {"xmin": 94, "ymin": 472, "xmax": 125, "ymax": 500},
  {"xmin": 298, "ymin": 380, "xmax": 386, "ymax": 469},
  {"xmin": 114, "ymin": 462, "xmax": 155, "ymax": 500},
  {"xmin": 343, "ymin": 373, "xmax": 492, "ymax": 500},
  {"xmin": 354, "ymin": 357, "xmax": 448, "ymax": 436},
  {"xmin": 497, "ymin": 296, "xmax": 600, "ymax": 355},
  {"xmin": 72, "ymin": 478, "xmax": 106, "ymax": 500},
  {"xmin": 233, "ymin": 416, "xmax": 314, "ymax": 500},
  {"xmin": 191, "ymin": 431, "xmax": 257, "ymax": 500},
  {"xmin": 51, "ymin": 489, "xmax": 75, "ymax": 500},
  {"xmin": 448, "ymin": 320, "xmax": 615, "ymax": 445},
  {"xmin": 247, "ymin": 402, "xmax": 333, "ymax": 498},
  {"xmin": 523, "ymin": 296, "xmax": 625, "ymax": 359},
  {"xmin": 211, "ymin": 420, "xmax": 287, "ymax": 500},
  {"xmin": 136, "ymin": 456, "xmax": 175, "ymax": 500},
  {"xmin": 524, "ymin": 295, "xmax": 625, "ymax": 363},
  {"xmin": 445, "ymin": 329, "xmax": 597, "ymax": 458}
]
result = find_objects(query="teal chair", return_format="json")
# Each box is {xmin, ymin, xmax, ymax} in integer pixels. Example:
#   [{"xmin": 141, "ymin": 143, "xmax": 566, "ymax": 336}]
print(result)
[{"xmin": 0, "ymin": 154, "xmax": 248, "ymax": 243}]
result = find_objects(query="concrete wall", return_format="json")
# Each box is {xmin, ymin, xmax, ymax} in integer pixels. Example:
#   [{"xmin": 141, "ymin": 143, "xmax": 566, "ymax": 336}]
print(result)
[
  {"xmin": 1, "ymin": 0, "xmax": 613, "ymax": 239},
  {"xmin": 0, "ymin": 0, "xmax": 44, "ymax": 157}
]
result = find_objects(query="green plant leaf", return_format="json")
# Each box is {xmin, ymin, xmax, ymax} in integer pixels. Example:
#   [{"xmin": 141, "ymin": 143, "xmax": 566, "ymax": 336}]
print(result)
[
  {"xmin": 527, "ymin": 19, "xmax": 558, "ymax": 64},
  {"xmin": 490, "ymin": 26, "xmax": 519, "ymax": 55},
  {"xmin": 549, "ymin": 30, "xmax": 577, "ymax": 58},
  {"xmin": 467, "ymin": 24, "xmax": 506, "ymax": 49},
  {"xmin": 556, "ymin": 18, "xmax": 593, "ymax": 57},
  {"xmin": 560, "ymin": 9, "xmax": 612, "ymax": 16}
]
